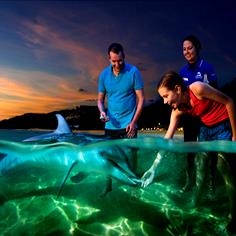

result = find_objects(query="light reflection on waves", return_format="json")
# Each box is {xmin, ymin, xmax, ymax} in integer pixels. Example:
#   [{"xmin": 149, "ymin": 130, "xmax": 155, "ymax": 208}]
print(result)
[{"xmin": 0, "ymin": 132, "xmax": 235, "ymax": 236}]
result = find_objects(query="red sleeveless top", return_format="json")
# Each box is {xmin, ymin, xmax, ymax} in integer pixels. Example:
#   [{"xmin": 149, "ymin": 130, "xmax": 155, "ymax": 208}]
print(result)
[{"xmin": 187, "ymin": 88, "xmax": 228, "ymax": 126}]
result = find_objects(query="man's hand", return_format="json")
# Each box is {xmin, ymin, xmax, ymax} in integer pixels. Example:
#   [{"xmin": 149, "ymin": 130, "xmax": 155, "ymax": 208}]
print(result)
[
  {"xmin": 100, "ymin": 112, "xmax": 109, "ymax": 122},
  {"xmin": 126, "ymin": 123, "xmax": 136, "ymax": 138}
]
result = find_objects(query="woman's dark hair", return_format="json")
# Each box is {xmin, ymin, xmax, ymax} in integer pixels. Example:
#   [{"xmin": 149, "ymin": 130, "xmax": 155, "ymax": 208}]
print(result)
[
  {"xmin": 157, "ymin": 71, "xmax": 187, "ymax": 92},
  {"xmin": 108, "ymin": 43, "xmax": 125, "ymax": 57},
  {"xmin": 182, "ymin": 34, "xmax": 202, "ymax": 54}
]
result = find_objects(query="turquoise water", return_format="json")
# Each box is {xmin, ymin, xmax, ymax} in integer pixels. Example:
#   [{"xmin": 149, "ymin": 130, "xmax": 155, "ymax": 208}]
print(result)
[{"xmin": 0, "ymin": 129, "xmax": 236, "ymax": 236}]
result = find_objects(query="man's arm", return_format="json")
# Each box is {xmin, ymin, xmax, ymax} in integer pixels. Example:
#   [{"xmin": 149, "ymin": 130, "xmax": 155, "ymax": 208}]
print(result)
[
  {"xmin": 126, "ymin": 89, "xmax": 144, "ymax": 137},
  {"xmin": 132, "ymin": 89, "xmax": 145, "ymax": 124},
  {"xmin": 97, "ymin": 92, "xmax": 109, "ymax": 121}
]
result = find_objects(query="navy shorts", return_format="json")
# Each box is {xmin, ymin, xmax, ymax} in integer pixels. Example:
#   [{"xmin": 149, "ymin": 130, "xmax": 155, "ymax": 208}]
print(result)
[{"xmin": 199, "ymin": 119, "xmax": 232, "ymax": 141}]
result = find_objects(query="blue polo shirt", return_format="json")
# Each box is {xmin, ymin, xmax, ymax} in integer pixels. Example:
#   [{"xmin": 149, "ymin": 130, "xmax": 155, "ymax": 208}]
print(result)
[
  {"xmin": 98, "ymin": 63, "xmax": 144, "ymax": 130},
  {"xmin": 179, "ymin": 58, "xmax": 217, "ymax": 87}
]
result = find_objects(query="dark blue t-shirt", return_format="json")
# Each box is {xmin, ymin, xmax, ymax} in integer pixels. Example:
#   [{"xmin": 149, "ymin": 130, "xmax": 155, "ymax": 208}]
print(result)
[{"xmin": 180, "ymin": 58, "xmax": 217, "ymax": 87}]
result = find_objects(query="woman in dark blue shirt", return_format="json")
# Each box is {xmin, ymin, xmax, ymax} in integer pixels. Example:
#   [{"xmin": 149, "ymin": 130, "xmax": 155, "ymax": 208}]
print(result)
[{"xmin": 179, "ymin": 35, "xmax": 218, "ymax": 196}]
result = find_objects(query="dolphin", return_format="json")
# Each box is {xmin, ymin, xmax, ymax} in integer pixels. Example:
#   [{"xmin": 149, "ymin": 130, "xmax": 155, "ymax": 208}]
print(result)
[
  {"xmin": 23, "ymin": 114, "xmax": 72, "ymax": 142},
  {"xmin": 23, "ymin": 113, "xmax": 106, "ymax": 143},
  {"xmin": 0, "ymin": 114, "xmax": 73, "ymax": 175},
  {"xmin": 1, "ymin": 136, "xmax": 236, "ymax": 178},
  {"xmin": 0, "ymin": 140, "xmax": 141, "ymax": 198},
  {"xmin": 1, "ymin": 113, "xmax": 134, "ymax": 198}
]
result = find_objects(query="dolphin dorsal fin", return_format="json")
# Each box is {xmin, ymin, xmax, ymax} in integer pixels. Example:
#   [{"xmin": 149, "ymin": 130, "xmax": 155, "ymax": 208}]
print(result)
[{"xmin": 55, "ymin": 114, "xmax": 72, "ymax": 134}]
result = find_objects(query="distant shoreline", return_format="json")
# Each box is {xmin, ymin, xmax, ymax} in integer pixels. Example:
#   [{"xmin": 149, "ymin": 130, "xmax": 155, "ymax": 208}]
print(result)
[
  {"xmin": 0, "ymin": 129, "xmax": 184, "ymax": 142},
  {"xmin": 0, "ymin": 128, "xmax": 183, "ymax": 136}
]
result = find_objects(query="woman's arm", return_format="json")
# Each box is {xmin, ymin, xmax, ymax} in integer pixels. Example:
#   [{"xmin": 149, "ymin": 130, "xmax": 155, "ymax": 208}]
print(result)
[
  {"xmin": 141, "ymin": 106, "xmax": 182, "ymax": 187},
  {"xmin": 164, "ymin": 109, "xmax": 183, "ymax": 139}
]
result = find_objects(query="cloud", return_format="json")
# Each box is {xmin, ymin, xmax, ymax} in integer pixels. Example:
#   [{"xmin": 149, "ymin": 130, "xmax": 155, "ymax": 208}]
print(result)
[
  {"xmin": 0, "ymin": 67, "xmax": 97, "ymax": 120},
  {"xmin": 0, "ymin": 11, "xmax": 107, "ymax": 120},
  {"xmin": 0, "ymin": 1, "xmax": 235, "ymax": 120},
  {"xmin": 78, "ymin": 88, "xmax": 87, "ymax": 92},
  {"xmin": 17, "ymin": 17, "xmax": 106, "ymax": 85}
]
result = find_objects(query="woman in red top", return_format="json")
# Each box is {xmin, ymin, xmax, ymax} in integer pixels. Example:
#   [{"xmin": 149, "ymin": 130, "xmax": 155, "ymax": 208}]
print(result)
[
  {"xmin": 158, "ymin": 71, "xmax": 236, "ymax": 141},
  {"xmin": 158, "ymin": 71, "xmax": 236, "ymax": 233}
]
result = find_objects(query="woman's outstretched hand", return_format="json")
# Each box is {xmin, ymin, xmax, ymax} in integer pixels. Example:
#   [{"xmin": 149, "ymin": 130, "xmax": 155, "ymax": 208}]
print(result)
[
  {"xmin": 141, "ymin": 166, "xmax": 156, "ymax": 188},
  {"xmin": 140, "ymin": 151, "xmax": 164, "ymax": 188}
]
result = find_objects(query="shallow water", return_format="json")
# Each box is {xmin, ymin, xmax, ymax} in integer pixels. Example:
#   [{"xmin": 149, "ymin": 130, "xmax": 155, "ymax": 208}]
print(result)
[{"xmin": 0, "ymin": 129, "xmax": 236, "ymax": 236}]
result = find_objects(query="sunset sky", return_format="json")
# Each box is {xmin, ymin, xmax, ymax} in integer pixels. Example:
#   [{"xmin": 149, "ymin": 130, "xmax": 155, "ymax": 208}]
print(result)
[{"xmin": 0, "ymin": 0, "xmax": 235, "ymax": 120}]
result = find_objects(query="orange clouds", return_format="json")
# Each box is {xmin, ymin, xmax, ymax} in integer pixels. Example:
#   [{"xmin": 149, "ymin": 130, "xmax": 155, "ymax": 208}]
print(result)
[
  {"xmin": 0, "ymin": 68, "xmax": 97, "ymax": 120},
  {"xmin": 0, "ymin": 18, "xmax": 107, "ymax": 120},
  {"xmin": 0, "ymin": 16, "xmax": 168, "ymax": 121}
]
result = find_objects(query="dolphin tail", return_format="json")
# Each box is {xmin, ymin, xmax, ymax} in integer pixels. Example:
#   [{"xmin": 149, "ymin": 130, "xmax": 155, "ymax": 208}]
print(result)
[{"xmin": 56, "ymin": 160, "xmax": 78, "ymax": 199}]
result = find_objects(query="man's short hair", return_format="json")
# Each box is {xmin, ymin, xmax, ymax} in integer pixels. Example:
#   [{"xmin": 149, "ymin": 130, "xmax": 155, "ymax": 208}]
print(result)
[{"xmin": 108, "ymin": 43, "xmax": 124, "ymax": 55}]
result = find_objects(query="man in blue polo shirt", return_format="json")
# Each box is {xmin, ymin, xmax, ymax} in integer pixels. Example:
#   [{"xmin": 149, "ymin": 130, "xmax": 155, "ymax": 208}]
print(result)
[
  {"xmin": 98, "ymin": 43, "xmax": 144, "ymax": 139},
  {"xmin": 97, "ymin": 43, "xmax": 144, "ymax": 196}
]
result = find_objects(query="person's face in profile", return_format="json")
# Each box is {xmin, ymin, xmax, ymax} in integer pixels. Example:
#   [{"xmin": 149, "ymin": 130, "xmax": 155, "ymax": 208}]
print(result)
[
  {"xmin": 183, "ymin": 40, "xmax": 198, "ymax": 64},
  {"xmin": 109, "ymin": 51, "xmax": 125, "ymax": 75},
  {"xmin": 158, "ymin": 85, "xmax": 182, "ymax": 110}
]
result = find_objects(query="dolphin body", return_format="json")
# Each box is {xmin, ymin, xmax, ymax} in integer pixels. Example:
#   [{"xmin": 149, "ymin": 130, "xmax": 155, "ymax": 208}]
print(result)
[
  {"xmin": 2, "ymin": 113, "xmax": 235, "ymax": 198},
  {"xmin": 0, "ymin": 114, "xmax": 141, "ymax": 197},
  {"xmin": 0, "ymin": 139, "xmax": 141, "ymax": 198}
]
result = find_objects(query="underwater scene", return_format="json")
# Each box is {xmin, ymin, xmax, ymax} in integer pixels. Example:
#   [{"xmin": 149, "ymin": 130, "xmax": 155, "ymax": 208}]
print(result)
[{"xmin": 1, "ymin": 124, "xmax": 236, "ymax": 236}]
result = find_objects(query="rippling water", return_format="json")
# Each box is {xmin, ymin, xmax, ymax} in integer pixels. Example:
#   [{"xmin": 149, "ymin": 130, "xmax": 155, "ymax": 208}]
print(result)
[{"xmin": 0, "ymin": 129, "xmax": 235, "ymax": 236}]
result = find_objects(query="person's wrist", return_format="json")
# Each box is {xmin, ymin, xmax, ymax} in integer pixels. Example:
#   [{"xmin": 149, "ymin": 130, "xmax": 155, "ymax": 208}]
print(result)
[{"xmin": 100, "ymin": 112, "xmax": 104, "ymax": 119}]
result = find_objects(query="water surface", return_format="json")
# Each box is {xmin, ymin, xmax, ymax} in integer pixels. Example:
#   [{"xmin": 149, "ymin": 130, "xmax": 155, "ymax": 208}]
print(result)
[{"xmin": 0, "ymin": 129, "xmax": 235, "ymax": 236}]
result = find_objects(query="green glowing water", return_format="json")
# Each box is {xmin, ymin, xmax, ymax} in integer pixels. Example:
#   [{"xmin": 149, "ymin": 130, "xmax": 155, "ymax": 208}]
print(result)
[{"xmin": 0, "ymin": 130, "xmax": 235, "ymax": 236}]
